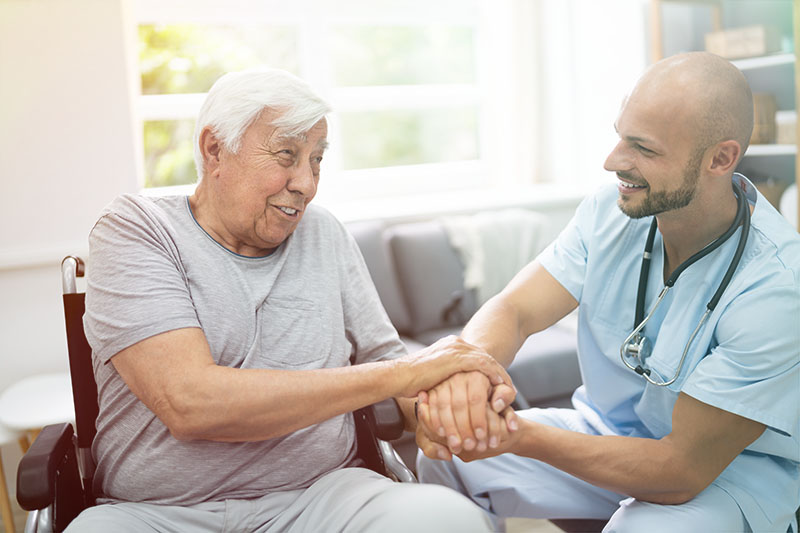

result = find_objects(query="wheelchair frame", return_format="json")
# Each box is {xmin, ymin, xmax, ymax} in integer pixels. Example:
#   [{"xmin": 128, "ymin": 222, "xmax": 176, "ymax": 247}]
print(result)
[{"xmin": 16, "ymin": 256, "xmax": 416, "ymax": 532}]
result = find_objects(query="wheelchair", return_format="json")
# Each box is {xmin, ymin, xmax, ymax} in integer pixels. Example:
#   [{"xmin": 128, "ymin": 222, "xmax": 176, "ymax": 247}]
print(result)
[{"xmin": 15, "ymin": 256, "xmax": 416, "ymax": 532}]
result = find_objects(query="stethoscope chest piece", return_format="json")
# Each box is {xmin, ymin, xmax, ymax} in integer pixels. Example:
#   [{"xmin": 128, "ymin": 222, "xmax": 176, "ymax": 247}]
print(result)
[{"xmin": 623, "ymin": 333, "xmax": 652, "ymax": 361}]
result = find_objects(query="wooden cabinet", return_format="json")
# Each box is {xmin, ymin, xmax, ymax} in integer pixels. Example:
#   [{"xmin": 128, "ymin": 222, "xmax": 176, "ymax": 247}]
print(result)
[{"xmin": 650, "ymin": 0, "xmax": 799, "ymax": 229}]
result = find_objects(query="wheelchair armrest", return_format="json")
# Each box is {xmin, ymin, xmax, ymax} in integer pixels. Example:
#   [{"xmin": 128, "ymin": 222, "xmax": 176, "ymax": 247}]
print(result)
[
  {"xmin": 361, "ymin": 398, "xmax": 405, "ymax": 441},
  {"xmin": 17, "ymin": 423, "xmax": 76, "ymax": 510},
  {"xmin": 17, "ymin": 422, "xmax": 87, "ymax": 530}
]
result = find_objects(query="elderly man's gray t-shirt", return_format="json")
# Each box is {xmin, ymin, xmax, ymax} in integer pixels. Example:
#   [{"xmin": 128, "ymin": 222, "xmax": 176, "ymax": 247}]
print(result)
[{"xmin": 84, "ymin": 194, "xmax": 405, "ymax": 505}]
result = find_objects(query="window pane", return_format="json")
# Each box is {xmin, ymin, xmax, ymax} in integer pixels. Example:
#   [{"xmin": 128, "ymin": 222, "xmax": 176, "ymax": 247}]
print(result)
[
  {"xmin": 143, "ymin": 119, "xmax": 197, "ymax": 188},
  {"xmin": 338, "ymin": 107, "xmax": 479, "ymax": 169},
  {"xmin": 331, "ymin": 26, "xmax": 475, "ymax": 86},
  {"xmin": 139, "ymin": 24, "xmax": 299, "ymax": 95}
]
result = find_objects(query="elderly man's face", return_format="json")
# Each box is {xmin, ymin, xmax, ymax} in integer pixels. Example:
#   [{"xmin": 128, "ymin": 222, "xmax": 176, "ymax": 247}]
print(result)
[
  {"xmin": 603, "ymin": 88, "xmax": 703, "ymax": 219},
  {"xmin": 209, "ymin": 112, "xmax": 328, "ymax": 255}
]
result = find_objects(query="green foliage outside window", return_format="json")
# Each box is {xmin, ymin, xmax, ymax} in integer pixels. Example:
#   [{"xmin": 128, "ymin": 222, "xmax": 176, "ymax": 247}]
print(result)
[
  {"xmin": 339, "ymin": 107, "xmax": 479, "ymax": 170},
  {"xmin": 139, "ymin": 23, "xmax": 479, "ymax": 188},
  {"xmin": 143, "ymin": 120, "xmax": 196, "ymax": 188},
  {"xmin": 139, "ymin": 24, "xmax": 298, "ymax": 95},
  {"xmin": 331, "ymin": 26, "xmax": 475, "ymax": 86},
  {"xmin": 139, "ymin": 24, "xmax": 297, "ymax": 187}
]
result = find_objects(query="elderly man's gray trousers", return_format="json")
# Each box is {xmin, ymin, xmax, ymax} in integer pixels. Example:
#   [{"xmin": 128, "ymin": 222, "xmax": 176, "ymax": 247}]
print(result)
[{"xmin": 65, "ymin": 467, "xmax": 493, "ymax": 532}]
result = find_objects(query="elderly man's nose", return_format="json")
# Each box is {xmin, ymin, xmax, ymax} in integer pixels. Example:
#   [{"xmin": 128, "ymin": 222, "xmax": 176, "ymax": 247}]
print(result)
[{"xmin": 288, "ymin": 163, "xmax": 317, "ymax": 196}]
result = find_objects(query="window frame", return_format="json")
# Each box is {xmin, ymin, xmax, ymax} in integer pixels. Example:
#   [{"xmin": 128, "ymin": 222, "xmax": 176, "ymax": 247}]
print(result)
[{"xmin": 133, "ymin": 0, "xmax": 513, "ymax": 200}]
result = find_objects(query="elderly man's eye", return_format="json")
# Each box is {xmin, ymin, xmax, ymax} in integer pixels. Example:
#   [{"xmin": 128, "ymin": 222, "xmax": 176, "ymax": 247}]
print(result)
[
  {"xmin": 636, "ymin": 144, "xmax": 655, "ymax": 155},
  {"xmin": 272, "ymin": 150, "xmax": 295, "ymax": 164}
]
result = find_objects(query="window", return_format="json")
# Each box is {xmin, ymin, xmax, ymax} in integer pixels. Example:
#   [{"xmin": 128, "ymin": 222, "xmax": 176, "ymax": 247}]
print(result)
[
  {"xmin": 138, "ymin": 21, "xmax": 299, "ymax": 188},
  {"xmin": 330, "ymin": 24, "xmax": 480, "ymax": 171},
  {"xmin": 135, "ymin": 0, "xmax": 504, "ymax": 201}
]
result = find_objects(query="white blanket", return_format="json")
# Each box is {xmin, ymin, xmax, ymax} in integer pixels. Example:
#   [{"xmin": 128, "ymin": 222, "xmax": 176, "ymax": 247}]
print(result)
[{"xmin": 441, "ymin": 208, "xmax": 549, "ymax": 306}]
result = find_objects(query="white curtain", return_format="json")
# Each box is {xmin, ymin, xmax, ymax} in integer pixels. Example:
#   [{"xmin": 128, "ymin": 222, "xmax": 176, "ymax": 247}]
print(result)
[{"xmin": 490, "ymin": 0, "xmax": 649, "ymax": 187}]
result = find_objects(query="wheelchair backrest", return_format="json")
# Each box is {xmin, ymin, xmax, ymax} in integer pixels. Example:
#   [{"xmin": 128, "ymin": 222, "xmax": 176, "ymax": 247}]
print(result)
[{"xmin": 61, "ymin": 256, "xmax": 98, "ymax": 491}]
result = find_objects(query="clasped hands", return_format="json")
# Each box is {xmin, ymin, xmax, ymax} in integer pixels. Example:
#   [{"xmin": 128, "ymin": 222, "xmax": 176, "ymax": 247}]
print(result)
[{"xmin": 415, "ymin": 344, "xmax": 519, "ymax": 462}]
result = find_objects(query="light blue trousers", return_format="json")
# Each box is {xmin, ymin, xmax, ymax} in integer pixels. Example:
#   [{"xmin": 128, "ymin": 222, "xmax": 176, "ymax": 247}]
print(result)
[
  {"xmin": 417, "ymin": 407, "xmax": 758, "ymax": 533},
  {"xmin": 65, "ymin": 467, "xmax": 493, "ymax": 533}
]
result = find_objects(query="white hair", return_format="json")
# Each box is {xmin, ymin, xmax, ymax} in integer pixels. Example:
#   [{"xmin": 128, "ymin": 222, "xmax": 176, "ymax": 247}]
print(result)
[{"xmin": 193, "ymin": 68, "xmax": 331, "ymax": 181}]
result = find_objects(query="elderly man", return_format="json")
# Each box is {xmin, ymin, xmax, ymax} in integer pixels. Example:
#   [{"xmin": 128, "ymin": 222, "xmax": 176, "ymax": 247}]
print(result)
[
  {"xmin": 416, "ymin": 52, "xmax": 800, "ymax": 532},
  {"xmin": 67, "ymin": 68, "xmax": 508, "ymax": 532}
]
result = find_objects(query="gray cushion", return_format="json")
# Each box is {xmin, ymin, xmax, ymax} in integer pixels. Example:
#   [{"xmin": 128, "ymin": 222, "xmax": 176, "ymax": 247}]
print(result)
[
  {"xmin": 347, "ymin": 220, "xmax": 412, "ymax": 333},
  {"xmin": 386, "ymin": 221, "xmax": 477, "ymax": 336},
  {"xmin": 351, "ymin": 217, "xmax": 581, "ymax": 408},
  {"xmin": 399, "ymin": 335, "xmax": 428, "ymax": 354},
  {"xmin": 414, "ymin": 324, "xmax": 580, "ymax": 405},
  {"xmin": 412, "ymin": 326, "xmax": 462, "ymax": 346},
  {"xmin": 507, "ymin": 324, "xmax": 581, "ymax": 404}
]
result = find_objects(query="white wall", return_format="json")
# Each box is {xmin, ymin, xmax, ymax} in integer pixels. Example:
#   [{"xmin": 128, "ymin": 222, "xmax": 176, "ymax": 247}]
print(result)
[
  {"xmin": 536, "ymin": 0, "xmax": 648, "ymax": 186},
  {"xmin": 0, "ymin": 0, "xmax": 140, "ymax": 391},
  {"xmin": 0, "ymin": 0, "xmax": 141, "ymax": 502}
]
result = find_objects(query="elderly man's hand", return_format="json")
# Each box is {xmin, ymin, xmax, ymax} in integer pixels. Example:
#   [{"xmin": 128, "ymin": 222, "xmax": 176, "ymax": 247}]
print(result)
[
  {"xmin": 417, "ymin": 371, "xmax": 517, "ymax": 454},
  {"xmin": 393, "ymin": 335, "xmax": 514, "ymax": 399},
  {"xmin": 417, "ymin": 398, "xmax": 518, "ymax": 461}
]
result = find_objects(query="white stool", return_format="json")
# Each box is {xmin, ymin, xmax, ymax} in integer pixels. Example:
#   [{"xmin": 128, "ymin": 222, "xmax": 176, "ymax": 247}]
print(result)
[
  {"xmin": 0, "ymin": 421, "xmax": 23, "ymax": 533},
  {"xmin": 0, "ymin": 373, "xmax": 75, "ymax": 451}
]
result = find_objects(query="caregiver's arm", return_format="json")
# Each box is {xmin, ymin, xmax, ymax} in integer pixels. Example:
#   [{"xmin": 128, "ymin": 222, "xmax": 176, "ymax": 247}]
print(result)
[{"xmin": 434, "ymin": 392, "xmax": 766, "ymax": 504}]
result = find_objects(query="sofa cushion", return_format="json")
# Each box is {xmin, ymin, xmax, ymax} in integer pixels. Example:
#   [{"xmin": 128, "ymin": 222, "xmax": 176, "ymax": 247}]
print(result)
[
  {"xmin": 441, "ymin": 208, "xmax": 549, "ymax": 306},
  {"xmin": 413, "ymin": 324, "xmax": 581, "ymax": 405},
  {"xmin": 507, "ymin": 323, "xmax": 581, "ymax": 404},
  {"xmin": 347, "ymin": 220, "xmax": 412, "ymax": 333},
  {"xmin": 412, "ymin": 326, "xmax": 462, "ymax": 347},
  {"xmin": 399, "ymin": 335, "xmax": 428, "ymax": 354},
  {"xmin": 386, "ymin": 221, "xmax": 478, "ymax": 336}
]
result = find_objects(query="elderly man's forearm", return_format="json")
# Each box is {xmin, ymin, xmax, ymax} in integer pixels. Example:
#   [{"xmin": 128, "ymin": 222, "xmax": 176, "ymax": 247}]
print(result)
[
  {"xmin": 160, "ymin": 361, "xmax": 420, "ymax": 441},
  {"xmin": 154, "ymin": 352, "xmax": 510, "ymax": 442}
]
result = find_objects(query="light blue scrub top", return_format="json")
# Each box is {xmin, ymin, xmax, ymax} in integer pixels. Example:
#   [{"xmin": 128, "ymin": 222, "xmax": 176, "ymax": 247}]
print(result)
[{"xmin": 538, "ymin": 174, "xmax": 800, "ymax": 531}]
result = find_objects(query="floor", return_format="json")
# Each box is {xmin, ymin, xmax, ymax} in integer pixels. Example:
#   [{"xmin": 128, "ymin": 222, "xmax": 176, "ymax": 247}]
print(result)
[
  {"xmin": 506, "ymin": 517, "xmax": 564, "ymax": 532},
  {"xmin": 4, "ymin": 499, "xmax": 26, "ymax": 533}
]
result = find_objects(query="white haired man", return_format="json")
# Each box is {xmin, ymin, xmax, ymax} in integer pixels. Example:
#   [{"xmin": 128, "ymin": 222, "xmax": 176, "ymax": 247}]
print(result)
[{"xmin": 68, "ymin": 68, "xmax": 509, "ymax": 532}]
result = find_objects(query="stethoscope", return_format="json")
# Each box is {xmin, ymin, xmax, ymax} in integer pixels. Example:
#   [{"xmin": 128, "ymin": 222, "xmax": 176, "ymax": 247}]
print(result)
[{"xmin": 620, "ymin": 181, "xmax": 750, "ymax": 386}]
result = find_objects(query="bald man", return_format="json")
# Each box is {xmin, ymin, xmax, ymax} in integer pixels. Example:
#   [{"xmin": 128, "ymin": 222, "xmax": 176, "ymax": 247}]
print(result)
[{"xmin": 415, "ymin": 52, "xmax": 800, "ymax": 532}]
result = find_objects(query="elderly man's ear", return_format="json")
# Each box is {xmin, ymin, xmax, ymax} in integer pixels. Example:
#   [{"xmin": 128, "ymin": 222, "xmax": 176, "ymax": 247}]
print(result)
[
  {"xmin": 200, "ymin": 126, "xmax": 222, "ymax": 176},
  {"xmin": 707, "ymin": 140, "xmax": 741, "ymax": 176}
]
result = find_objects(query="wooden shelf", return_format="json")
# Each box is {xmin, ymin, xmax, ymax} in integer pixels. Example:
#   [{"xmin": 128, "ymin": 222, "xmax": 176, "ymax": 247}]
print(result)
[
  {"xmin": 745, "ymin": 144, "xmax": 798, "ymax": 156},
  {"xmin": 650, "ymin": 0, "xmax": 798, "ymax": 229},
  {"xmin": 732, "ymin": 53, "xmax": 795, "ymax": 71}
]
